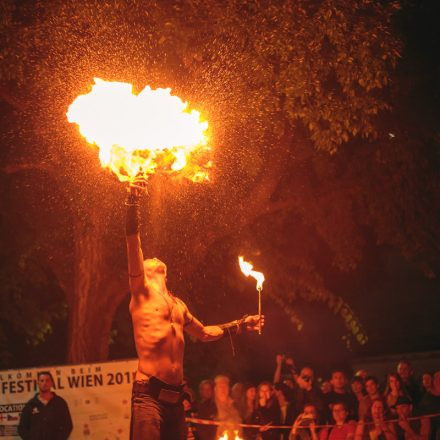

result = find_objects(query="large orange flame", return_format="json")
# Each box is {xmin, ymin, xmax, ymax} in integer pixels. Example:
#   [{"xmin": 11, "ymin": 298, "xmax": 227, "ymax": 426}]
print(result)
[
  {"xmin": 238, "ymin": 256, "xmax": 265, "ymax": 291},
  {"xmin": 67, "ymin": 78, "xmax": 211, "ymax": 182}
]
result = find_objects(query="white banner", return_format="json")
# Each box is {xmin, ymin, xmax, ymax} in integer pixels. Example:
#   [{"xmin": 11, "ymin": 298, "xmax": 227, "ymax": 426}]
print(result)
[{"xmin": 0, "ymin": 358, "xmax": 138, "ymax": 439}]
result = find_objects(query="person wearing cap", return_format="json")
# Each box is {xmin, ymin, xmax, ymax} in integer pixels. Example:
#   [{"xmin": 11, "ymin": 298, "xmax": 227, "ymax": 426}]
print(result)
[{"xmin": 394, "ymin": 396, "xmax": 430, "ymax": 440}]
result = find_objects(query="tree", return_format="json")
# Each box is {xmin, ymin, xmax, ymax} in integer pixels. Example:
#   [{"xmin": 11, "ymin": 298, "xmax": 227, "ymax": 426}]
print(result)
[{"xmin": 2, "ymin": 0, "xmax": 436, "ymax": 365}]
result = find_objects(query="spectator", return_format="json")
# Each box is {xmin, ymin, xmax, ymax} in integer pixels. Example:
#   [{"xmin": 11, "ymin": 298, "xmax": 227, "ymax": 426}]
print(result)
[
  {"xmin": 183, "ymin": 393, "xmax": 199, "ymax": 440},
  {"xmin": 254, "ymin": 381, "xmax": 281, "ymax": 440},
  {"xmin": 214, "ymin": 375, "xmax": 242, "ymax": 439},
  {"xmin": 274, "ymin": 355, "xmax": 296, "ymax": 387},
  {"xmin": 197, "ymin": 379, "xmax": 217, "ymax": 440},
  {"xmin": 325, "ymin": 371, "xmax": 358, "ymax": 421},
  {"xmin": 397, "ymin": 361, "xmax": 421, "ymax": 406},
  {"xmin": 320, "ymin": 402, "xmax": 356, "ymax": 440},
  {"xmin": 355, "ymin": 371, "xmax": 368, "ymax": 381},
  {"xmin": 384, "ymin": 374, "xmax": 411, "ymax": 413},
  {"xmin": 18, "ymin": 371, "xmax": 73, "ymax": 440},
  {"xmin": 351, "ymin": 377, "xmax": 365, "ymax": 403},
  {"xmin": 274, "ymin": 383, "xmax": 296, "ymax": 440},
  {"xmin": 322, "ymin": 382, "xmax": 333, "ymax": 395},
  {"xmin": 419, "ymin": 370, "xmax": 440, "ymax": 440},
  {"xmin": 355, "ymin": 399, "xmax": 396, "ymax": 440},
  {"xmin": 290, "ymin": 404, "xmax": 320, "ymax": 440},
  {"xmin": 421, "ymin": 373, "xmax": 433, "ymax": 396},
  {"xmin": 394, "ymin": 396, "xmax": 430, "ymax": 440},
  {"xmin": 232, "ymin": 382, "xmax": 246, "ymax": 419},
  {"xmin": 291, "ymin": 367, "xmax": 325, "ymax": 420},
  {"xmin": 358, "ymin": 376, "xmax": 383, "ymax": 421},
  {"xmin": 243, "ymin": 384, "xmax": 258, "ymax": 440}
]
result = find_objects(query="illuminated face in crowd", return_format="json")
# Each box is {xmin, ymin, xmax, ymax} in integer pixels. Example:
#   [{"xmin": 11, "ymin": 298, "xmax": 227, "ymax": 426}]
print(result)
[
  {"xmin": 397, "ymin": 362, "xmax": 412, "ymax": 382},
  {"xmin": 351, "ymin": 379, "xmax": 364, "ymax": 395},
  {"xmin": 332, "ymin": 403, "xmax": 348, "ymax": 424},
  {"xmin": 331, "ymin": 372, "xmax": 347, "ymax": 392},
  {"xmin": 37, "ymin": 374, "xmax": 53, "ymax": 393},
  {"xmin": 200, "ymin": 382, "xmax": 214, "ymax": 400},
  {"xmin": 303, "ymin": 404, "xmax": 317, "ymax": 419},
  {"xmin": 246, "ymin": 386, "xmax": 256, "ymax": 401},
  {"xmin": 371, "ymin": 400, "xmax": 385, "ymax": 421},
  {"xmin": 365, "ymin": 379, "xmax": 378, "ymax": 397},
  {"xmin": 422, "ymin": 373, "xmax": 432, "ymax": 390},
  {"xmin": 388, "ymin": 374, "xmax": 401, "ymax": 393},
  {"xmin": 258, "ymin": 383, "xmax": 272, "ymax": 401}
]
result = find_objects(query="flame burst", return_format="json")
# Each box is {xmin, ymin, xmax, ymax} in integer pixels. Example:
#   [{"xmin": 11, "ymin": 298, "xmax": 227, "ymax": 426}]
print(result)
[
  {"xmin": 67, "ymin": 78, "xmax": 211, "ymax": 182},
  {"xmin": 238, "ymin": 256, "xmax": 265, "ymax": 291}
]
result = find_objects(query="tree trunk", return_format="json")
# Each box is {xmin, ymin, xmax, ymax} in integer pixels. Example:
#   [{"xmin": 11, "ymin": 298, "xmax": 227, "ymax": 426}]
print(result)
[{"xmin": 66, "ymin": 212, "xmax": 127, "ymax": 363}]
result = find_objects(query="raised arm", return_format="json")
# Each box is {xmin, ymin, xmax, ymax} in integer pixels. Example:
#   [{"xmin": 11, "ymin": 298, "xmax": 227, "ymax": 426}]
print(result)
[{"xmin": 126, "ymin": 176, "xmax": 147, "ymax": 295}]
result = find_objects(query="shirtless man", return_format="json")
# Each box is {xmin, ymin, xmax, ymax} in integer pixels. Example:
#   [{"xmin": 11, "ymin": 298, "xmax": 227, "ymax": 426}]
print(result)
[{"xmin": 126, "ymin": 176, "xmax": 264, "ymax": 440}]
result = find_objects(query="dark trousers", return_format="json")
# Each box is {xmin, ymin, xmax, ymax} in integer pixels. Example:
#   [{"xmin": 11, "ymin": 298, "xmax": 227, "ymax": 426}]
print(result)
[{"xmin": 130, "ymin": 380, "xmax": 187, "ymax": 440}]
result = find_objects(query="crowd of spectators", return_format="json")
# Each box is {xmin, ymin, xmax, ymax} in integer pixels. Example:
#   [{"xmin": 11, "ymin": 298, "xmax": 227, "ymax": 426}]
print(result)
[{"xmin": 181, "ymin": 358, "xmax": 440, "ymax": 440}]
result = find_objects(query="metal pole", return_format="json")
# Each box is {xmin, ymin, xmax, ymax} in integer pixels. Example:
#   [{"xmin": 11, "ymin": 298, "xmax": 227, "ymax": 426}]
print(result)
[{"xmin": 258, "ymin": 287, "xmax": 262, "ymax": 335}]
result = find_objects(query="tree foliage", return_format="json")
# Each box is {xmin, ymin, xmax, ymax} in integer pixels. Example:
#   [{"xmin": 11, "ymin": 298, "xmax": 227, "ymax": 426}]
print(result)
[{"xmin": 0, "ymin": 0, "xmax": 438, "ymax": 365}]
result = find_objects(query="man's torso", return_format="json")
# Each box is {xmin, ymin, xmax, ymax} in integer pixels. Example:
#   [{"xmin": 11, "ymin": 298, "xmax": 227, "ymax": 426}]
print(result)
[{"xmin": 130, "ymin": 285, "xmax": 187, "ymax": 385}]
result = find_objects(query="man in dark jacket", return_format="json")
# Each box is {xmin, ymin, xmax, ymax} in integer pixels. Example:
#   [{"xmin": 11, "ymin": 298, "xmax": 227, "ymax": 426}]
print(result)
[{"xmin": 18, "ymin": 371, "xmax": 73, "ymax": 440}]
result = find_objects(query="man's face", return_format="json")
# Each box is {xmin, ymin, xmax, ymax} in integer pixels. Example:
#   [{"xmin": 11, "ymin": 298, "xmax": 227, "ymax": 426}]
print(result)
[
  {"xmin": 351, "ymin": 380, "xmax": 363, "ymax": 394},
  {"xmin": 303, "ymin": 405, "xmax": 317, "ymax": 419},
  {"xmin": 422, "ymin": 374, "xmax": 432, "ymax": 389},
  {"xmin": 397, "ymin": 362, "xmax": 411, "ymax": 381},
  {"xmin": 365, "ymin": 379, "xmax": 378, "ymax": 397},
  {"xmin": 389, "ymin": 375, "xmax": 401, "ymax": 392},
  {"xmin": 298, "ymin": 367, "xmax": 314, "ymax": 390},
  {"xmin": 246, "ymin": 387, "xmax": 256, "ymax": 401},
  {"xmin": 331, "ymin": 372, "xmax": 347, "ymax": 391},
  {"xmin": 215, "ymin": 380, "xmax": 230, "ymax": 400},
  {"xmin": 144, "ymin": 258, "xmax": 167, "ymax": 280},
  {"xmin": 371, "ymin": 400, "xmax": 384, "ymax": 420},
  {"xmin": 332, "ymin": 403, "xmax": 348, "ymax": 424},
  {"xmin": 321, "ymin": 381, "xmax": 332, "ymax": 394},
  {"xmin": 200, "ymin": 383, "xmax": 213, "ymax": 400},
  {"xmin": 38, "ymin": 374, "xmax": 53, "ymax": 393},
  {"xmin": 259, "ymin": 384, "xmax": 272, "ymax": 400}
]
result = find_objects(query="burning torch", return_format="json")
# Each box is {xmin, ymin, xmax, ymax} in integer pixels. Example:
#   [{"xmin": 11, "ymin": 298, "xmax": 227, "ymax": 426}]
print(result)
[{"xmin": 238, "ymin": 256, "xmax": 265, "ymax": 335}]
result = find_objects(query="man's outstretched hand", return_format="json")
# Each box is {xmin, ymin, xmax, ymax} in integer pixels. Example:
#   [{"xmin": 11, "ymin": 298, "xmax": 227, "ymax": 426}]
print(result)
[{"xmin": 244, "ymin": 314, "xmax": 265, "ymax": 332}]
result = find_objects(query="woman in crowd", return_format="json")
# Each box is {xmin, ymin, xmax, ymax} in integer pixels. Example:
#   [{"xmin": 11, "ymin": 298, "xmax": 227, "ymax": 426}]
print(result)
[
  {"xmin": 243, "ymin": 384, "xmax": 258, "ymax": 440},
  {"xmin": 421, "ymin": 373, "xmax": 433, "ymax": 396},
  {"xmin": 290, "ymin": 404, "xmax": 320, "ymax": 440},
  {"xmin": 254, "ymin": 381, "xmax": 281, "ymax": 440},
  {"xmin": 384, "ymin": 374, "xmax": 410, "ymax": 413},
  {"xmin": 351, "ymin": 377, "xmax": 365, "ymax": 404},
  {"xmin": 355, "ymin": 399, "xmax": 396, "ymax": 440}
]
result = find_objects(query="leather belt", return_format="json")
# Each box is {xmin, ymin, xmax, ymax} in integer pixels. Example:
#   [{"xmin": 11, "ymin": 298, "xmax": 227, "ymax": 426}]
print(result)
[{"xmin": 133, "ymin": 376, "xmax": 185, "ymax": 405}]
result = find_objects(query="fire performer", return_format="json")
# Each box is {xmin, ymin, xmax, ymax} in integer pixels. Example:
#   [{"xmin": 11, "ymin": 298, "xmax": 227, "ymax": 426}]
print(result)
[{"xmin": 126, "ymin": 175, "xmax": 264, "ymax": 440}]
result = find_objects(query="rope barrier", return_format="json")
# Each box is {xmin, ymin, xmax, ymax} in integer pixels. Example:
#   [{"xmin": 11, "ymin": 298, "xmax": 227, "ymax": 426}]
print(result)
[{"xmin": 185, "ymin": 412, "xmax": 440, "ymax": 431}]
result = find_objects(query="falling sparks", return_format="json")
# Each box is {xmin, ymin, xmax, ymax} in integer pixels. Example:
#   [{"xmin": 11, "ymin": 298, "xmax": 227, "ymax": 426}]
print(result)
[{"xmin": 67, "ymin": 78, "xmax": 211, "ymax": 182}]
